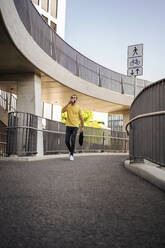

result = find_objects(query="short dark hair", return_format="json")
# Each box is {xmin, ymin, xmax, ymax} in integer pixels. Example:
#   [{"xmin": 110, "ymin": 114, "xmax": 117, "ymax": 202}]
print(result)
[{"xmin": 71, "ymin": 94, "xmax": 78, "ymax": 99}]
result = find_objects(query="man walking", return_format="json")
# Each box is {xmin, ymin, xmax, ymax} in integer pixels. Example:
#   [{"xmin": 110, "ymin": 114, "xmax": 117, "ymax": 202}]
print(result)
[{"xmin": 62, "ymin": 94, "xmax": 84, "ymax": 160}]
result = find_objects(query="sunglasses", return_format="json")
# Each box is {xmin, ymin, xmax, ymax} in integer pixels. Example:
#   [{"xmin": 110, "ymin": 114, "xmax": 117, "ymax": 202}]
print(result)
[{"xmin": 71, "ymin": 96, "xmax": 77, "ymax": 99}]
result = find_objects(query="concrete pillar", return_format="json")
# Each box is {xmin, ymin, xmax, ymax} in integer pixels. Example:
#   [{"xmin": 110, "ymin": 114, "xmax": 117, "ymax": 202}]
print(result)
[
  {"xmin": 123, "ymin": 111, "xmax": 130, "ymax": 133},
  {"xmin": 16, "ymin": 73, "xmax": 43, "ymax": 156}
]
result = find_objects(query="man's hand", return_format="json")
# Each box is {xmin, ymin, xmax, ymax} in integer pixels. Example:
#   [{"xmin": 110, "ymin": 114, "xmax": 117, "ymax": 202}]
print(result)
[
  {"xmin": 61, "ymin": 101, "xmax": 71, "ymax": 113},
  {"xmin": 81, "ymin": 126, "xmax": 84, "ymax": 132}
]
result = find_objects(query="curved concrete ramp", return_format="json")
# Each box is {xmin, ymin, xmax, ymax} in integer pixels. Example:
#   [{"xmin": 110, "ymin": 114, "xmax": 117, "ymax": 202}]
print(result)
[
  {"xmin": 0, "ymin": 0, "xmax": 137, "ymax": 112},
  {"xmin": 0, "ymin": 155, "xmax": 165, "ymax": 247}
]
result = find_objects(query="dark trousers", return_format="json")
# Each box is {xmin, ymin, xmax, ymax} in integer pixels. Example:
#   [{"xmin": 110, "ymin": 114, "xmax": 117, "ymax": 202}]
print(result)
[{"xmin": 65, "ymin": 126, "xmax": 78, "ymax": 155}]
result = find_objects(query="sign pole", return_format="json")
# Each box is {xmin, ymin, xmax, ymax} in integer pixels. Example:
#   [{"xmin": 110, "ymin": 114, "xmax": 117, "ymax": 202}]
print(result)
[{"xmin": 134, "ymin": 75, "xmax": 137, "ymax": 98}]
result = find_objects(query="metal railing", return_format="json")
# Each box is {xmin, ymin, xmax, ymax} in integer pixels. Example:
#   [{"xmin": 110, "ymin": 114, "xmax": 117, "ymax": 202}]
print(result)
[
  {"xmin": 0, "ymin": 120, "xmax": 7, "ymax": 156},
  {"xmin": 7, "ymin": 112, "xmax": 129, "ymax": 156},
  {"xmin": 0, "ymin": 90, "xmax": 17, "ymax": 156},
  {"xmin": 0, "ymin": 90, "xmax": 17, "ymax": 112},
  {"xmin": 126, "ymin": 78, "xmax": 165, "ymax": 167},
  {"xmin": 13, "ymin": 0, "xmax": 150, "ymax": 96},
  {"xmin": 0, "ymin": 132, "xmax": 7, "ymax": 156}
]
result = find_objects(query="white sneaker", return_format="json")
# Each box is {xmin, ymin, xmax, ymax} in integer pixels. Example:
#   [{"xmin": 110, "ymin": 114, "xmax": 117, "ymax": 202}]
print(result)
[{"xmin": 69, "ymin": 155, "xmax": 74, "ymax": 161}]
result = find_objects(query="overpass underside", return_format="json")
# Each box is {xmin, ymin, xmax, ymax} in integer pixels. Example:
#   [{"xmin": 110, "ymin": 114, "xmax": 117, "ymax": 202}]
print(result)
[
  {"xmin": 0, "ymin": 1, "xmax": 132, "ymax": 114},
  {"xmin": 1, "ymin": 0, "xmax": 146, "ymax": 157},
  {"xmin": 0, "ymin": 74, "xmax": 130, "ymax": 114},
  {"xmin": 0, "ymin": 51, "xmax": 130, "ymax": 116}
]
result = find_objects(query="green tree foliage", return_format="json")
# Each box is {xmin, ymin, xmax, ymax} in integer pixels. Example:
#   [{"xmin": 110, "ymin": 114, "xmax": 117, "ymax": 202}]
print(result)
[
  {"xmin": 82, "ymin": 110, "xmax": 93, "ymax": 124},
  {"xmin": 61, "ymin": 111, "xmax": 67, "ymax": 123},
  {"xmin": 86, "ymin": 120, "xmax": 103, "ymax": 128},
  {"xmin": 61, "ymin": 110, "xmax": 103, "ymax": 128}
]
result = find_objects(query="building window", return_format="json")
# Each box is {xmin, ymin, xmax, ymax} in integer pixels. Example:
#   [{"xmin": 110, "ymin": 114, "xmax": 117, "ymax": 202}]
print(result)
[
  {"xmin": 51, "ymin": 0, "xmax": 58, "ymax": 18},
  {"xmin": 32, "ymin": 0, "xmax": 39, "ymax": 5},
  {"xmin": 108, "ymin": 115, "xmax": 123, "ymax": 131},
  {"xmin": 42, "ymin": 0, "xmax": 49, "ymax": 12},
  {"xmin": 42, "ymin": 15, "xmax": 48, "ymax": 23},
  {"xmin": 50, "ymin": 21, "xmax": 57, "ymax": 31}
]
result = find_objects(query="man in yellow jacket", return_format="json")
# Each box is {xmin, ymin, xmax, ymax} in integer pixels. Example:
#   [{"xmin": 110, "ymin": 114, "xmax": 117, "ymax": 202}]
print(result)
[{"xmin": 62, "ymin": 94, "xmax": 84, "ymax": 160}]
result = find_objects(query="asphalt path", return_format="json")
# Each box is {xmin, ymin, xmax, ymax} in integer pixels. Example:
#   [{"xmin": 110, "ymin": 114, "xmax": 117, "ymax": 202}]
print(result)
[{"xmin": 0, "ymin": 155, "xmax": 165, "ymax": 248}]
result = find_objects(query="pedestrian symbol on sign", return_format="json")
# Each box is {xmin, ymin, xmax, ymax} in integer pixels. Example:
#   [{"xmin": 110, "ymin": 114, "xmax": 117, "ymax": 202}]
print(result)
[
  {"xmin": 133, "ymin": 46, "xmax": 138, "ymax": 56},
  {"xmin": 128, "ymin": 44, "xmax": 143, "ymax": 58}
]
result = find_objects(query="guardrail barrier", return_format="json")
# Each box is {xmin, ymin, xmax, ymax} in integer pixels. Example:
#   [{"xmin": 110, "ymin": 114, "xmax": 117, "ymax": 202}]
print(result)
[{"xmin": 7, "ymin": 112, "xmax": 129, "ymax": 156}]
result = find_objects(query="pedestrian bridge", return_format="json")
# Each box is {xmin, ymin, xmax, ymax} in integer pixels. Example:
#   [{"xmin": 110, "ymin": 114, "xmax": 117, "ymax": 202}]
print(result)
[
  {"xmin": 0, "ymin": 0, "xmax": 153, "ymax": 159},
  {"xmin": 0, "ymin": 0, "xmax": 149, "ymax": 114}
]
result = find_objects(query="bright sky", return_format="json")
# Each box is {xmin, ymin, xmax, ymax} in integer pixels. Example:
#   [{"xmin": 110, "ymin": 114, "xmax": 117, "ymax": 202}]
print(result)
[
  {"xmin": 47, "ymin": 0, "xmax": 165, "ymax": 125},
  {"xmin": 65, "ymin": 0, "xmax": 165, "ymax": 82}
]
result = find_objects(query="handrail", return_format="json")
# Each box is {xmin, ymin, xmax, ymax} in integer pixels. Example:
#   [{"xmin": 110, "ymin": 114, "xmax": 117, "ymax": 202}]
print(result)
[
  {"xmin": 7, "ymin": 111, "xmax": 129, "ymax": 155},
  {"xmin": 9, "ymin": 111, "xmax": 128, "ymax": 135},
  {"xmin": 7, "ymin": 125, "xmax": 128, "ymax": 140},
  {"xmin": 125, "ymin": 110, "xmax": 165, "ymax": 135}
]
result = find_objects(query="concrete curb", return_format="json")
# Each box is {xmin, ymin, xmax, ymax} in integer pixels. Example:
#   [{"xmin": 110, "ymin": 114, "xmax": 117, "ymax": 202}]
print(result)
[
  {"xmin": 0, "ymin": 152, "xmax": 128, "ymax": 162},
  {"xmin": 124, "ymin": 160, "xmax": 165, "ymax": 192}
]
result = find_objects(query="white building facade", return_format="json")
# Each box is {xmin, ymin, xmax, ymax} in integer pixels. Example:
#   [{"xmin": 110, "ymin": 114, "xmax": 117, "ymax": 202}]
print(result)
[
  {"xmin": 32, "ymin": 0, "xmax": 66, "ymax": 122},
  {"xmin": 32, "ymin": 0, "xmax": 66, "ymax": 39}
]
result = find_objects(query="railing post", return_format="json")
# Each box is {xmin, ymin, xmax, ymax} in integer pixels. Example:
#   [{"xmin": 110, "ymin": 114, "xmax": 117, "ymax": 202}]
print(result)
[
  {"xmin": 5, "ymin": 93, "xmax": 8, "ymax": 112},
  {"xmin": 76, "ymin": 53, "xmax": 79, "ymax": 77},
  {"xmin": 99, "ymin": 68, "xmax": 102, "ymax": 87},
  {"xmin": 9, "ymin": 93, "xmax": 12, "ymax": 111},
  {"xmin": 121, "ymin": 75, "xmax": 124, "ymax": 94},
  {"xmin": 103, "ymin": 131, "xmax": 105, "ymax": 151},
  {"xmin": 129, "ymin": 122, "xmax": 144, "ymax": 163},
  {"xmin": 51, "ymin": 104, "xmax": 53, "ymax": 120}
]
